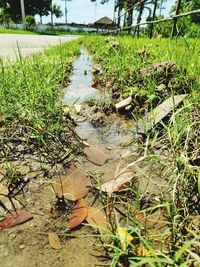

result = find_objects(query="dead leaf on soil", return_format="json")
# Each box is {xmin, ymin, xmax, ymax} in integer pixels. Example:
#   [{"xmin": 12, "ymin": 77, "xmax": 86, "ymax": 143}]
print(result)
[
  {"xmin": 48, "ymin": 233, "xmax": 62, "ymax": 250},
  {"xmin": 86, "ymin": 206, "xmax": 108, "ymax": 231},
  {"xmin": 83, "ymin": 146, "xmax": 108, "ymax": 166},
  {"xmin": 66, "ymin": 199, "xmax": 88, "ymax": 230},
  {"xmin": 99, "ymin": 171, "xmax": 135, "ymax": 196},
  {"xmin": 135, "ymin": 210, "xmax": 145, "ymax": 222},
  {"xmin": 0, "ymin": 209, "xmax": 33, "ymax": 229},
  {"xmin": 55, "ymin": 167, "xmax": 91, "ymax": 201}
]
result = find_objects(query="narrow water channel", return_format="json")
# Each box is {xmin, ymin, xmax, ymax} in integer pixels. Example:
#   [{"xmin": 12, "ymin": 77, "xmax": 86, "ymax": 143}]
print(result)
[
  {"xmin": 63, "ymin": 47, "xmax": 133, "ymax": 148},
  {"xmin": 62, "ymin": 48, "xmax": 100, "ymax": 105}
]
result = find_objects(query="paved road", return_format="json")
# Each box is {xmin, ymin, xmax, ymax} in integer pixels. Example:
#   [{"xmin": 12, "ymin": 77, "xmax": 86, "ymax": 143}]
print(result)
[{"xmin": 0, "ymin": 34, "xmax": 80, "ymax": 61}]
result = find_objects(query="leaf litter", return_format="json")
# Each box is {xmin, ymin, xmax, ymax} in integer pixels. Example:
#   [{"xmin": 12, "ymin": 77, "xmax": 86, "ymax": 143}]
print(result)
[
  {"xmin": 99, "ymin": 171, "xmax": 136, "ymax": 196},
  {"xmin": 55, "ymin": 166, "xmax": 91, "ymax": 201},
  {"xmin": 66, "ymin": 199, "xmax": 88, "ymax": 230},
  {"xmin": 48, "ymin": 233, "xmax": 62, "ymax": 250},
  {"xmin": 86, "ymin": 206, "xmax": 108, "ymax": 231},
  {"xmin": 83, "ymin": 146, "xmax": 109, "ymax": 166},
  {"xmin": 0, "ymin": 209, "xmax": 33, "ymax": 229}
]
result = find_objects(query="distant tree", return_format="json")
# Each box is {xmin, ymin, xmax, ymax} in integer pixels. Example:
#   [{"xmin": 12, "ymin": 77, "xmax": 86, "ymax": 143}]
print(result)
[
  {"xmin": 51, "ymin": 4, "xmax": 63, "ymax": 25},
  {"xmin": 26, "ymin": 15, "xmax": 36, "ymax": 30},
  {"xmin": 0, "ymin": 3, "xmax": 11, "ymax": 27},
  {"xmin": 171, "ymin": 0, "xmax": 200, "ymax": 36},
  {"xmin": 52, "ymin": 4, "xmax": 63, "ymax": 19},
  {"xmin": 180, "ymin": 0, "xmax": 200, "ymax": 24},
  {"xmin": 0, "ymin": 0, "xmax": 51, "ymax": 23}
]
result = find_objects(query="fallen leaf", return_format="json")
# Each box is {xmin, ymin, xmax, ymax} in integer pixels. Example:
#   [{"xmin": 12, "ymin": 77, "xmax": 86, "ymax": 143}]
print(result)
[
  {"xmin": 116, "ymin": 226, "xmax": 133, "ymax": 250},
  {"xmin": 86, "ymin": 207, "xmax": 108, "ymax": 231},
  {"xmin": 135, "ymin": 210, "xmax": 145, "ymax": 222},
  {"xmin": 48, "ymin": 233, "xmax": 62, "ymax": 250},
  {"xmin": 84, "ymin": 146, "xmax": 108, "ymax": 166},
  {"xmin": 66, "ymin": 199, "xmax": 88, "ymax": 230},
  {"xmin": 99, "ymin": 172, "xmax": 135, "ymax": 196},
  {"xmin": 115, "ymin": 96, "xmax": 132, "ymax": 110},
  {"xmin": 135, "ymin": 243, "xmax": 152, "ymax": 257},
  {"xmin": 55, "ymin": 167, "xmax": 91, "ymax": 201},
  {"xmin": 0, "ymin": 209, "xmax": 33, "ymax": 228}
]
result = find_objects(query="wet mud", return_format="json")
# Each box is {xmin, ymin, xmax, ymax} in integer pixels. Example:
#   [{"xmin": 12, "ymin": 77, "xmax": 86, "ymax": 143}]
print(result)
[{"xmin": 0, "ymin": 47, "xmax": 169, "ymax": 267}]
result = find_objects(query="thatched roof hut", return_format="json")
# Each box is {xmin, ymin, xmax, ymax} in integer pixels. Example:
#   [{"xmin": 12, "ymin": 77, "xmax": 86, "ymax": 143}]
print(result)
[{"xmin": 94, "ymin": 16, "xmax": 115, "ymax": 29}]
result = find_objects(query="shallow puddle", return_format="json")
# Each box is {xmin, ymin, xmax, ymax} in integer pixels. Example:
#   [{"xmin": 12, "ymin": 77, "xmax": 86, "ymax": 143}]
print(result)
[{"xmin": 62, "ymin": 48, "xmax": 100, "ymax": 105}]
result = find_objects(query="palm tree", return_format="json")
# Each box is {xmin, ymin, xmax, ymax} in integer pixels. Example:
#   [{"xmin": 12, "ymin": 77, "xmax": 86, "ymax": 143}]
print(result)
[{"xmin": 51, "ymin": 2, "xmax": 63, "ymax": 26}]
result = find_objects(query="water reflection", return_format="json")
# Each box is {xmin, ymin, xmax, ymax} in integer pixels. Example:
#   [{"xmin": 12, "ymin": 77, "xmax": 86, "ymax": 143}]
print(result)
[{"xmin": 62, "ymin": 48, "xmax": 100, "ymax": 105}]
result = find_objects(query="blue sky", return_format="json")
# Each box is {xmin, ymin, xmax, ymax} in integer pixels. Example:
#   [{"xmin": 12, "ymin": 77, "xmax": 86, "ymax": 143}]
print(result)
[{"xmin": 36, "ymin": 0, "xmax": 175, "ymax": 24}]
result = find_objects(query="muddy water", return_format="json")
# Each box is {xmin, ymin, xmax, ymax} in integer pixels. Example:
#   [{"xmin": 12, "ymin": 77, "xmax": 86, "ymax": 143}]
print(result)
[
  {"xmin": 62, "ymin": 48, "xmax": 100, "ymax": 105},
  {"xmin": 63, "ymin": 47, "xmax": 140, "ymax": 183},
  {"xmin": 63, "ymin": 47, "xmax": 168, "ymax": 239}
]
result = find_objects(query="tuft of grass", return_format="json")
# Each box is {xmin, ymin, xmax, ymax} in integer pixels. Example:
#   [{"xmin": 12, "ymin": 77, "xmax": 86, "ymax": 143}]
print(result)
[{"xmin": 0, "ymin": 40, "xmax": 80, "ymax": 131}]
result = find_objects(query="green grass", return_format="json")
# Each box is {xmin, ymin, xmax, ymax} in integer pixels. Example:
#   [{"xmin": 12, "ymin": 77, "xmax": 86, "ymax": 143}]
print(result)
[
  {"xmin": 0, "ymin": 28, "xmax": 38, "ymax": 35},
  {"xmin": 0, "ymin": 27, "xmax": 87, "ymax": 36},
  {"xmin": 35, "ymin": 29, "xmax": 89, "ymax": 36},
  {"xmin": 83, "ymin": 36, "xmax": 200, "ymax": 266},
  {"xmin": 84, "ymin": 36, "xmax": 199, "ymax": 110},
  {"xmin": 0, "ymin": 40, "xmax": 80, "ymax": 126}
]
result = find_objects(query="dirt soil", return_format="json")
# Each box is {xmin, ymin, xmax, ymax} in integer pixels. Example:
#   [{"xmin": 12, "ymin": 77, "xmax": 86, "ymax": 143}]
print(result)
[
  {"xmin": 0, "ymin": 101, "xmax": 170, "ymax": 266},
  {"xmin": 0, "ymin": 48, "xmax": 172, "ymax": 267}
]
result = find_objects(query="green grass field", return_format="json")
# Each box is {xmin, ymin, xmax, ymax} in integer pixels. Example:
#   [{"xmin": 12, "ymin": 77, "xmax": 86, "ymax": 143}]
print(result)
[
  {"xmin": 0, "ymin": 27, "xmax": 87, "ymax": 36},
  {"xmin": 0, "ymin": 28, "xmax": 37, "ymax": 35}
]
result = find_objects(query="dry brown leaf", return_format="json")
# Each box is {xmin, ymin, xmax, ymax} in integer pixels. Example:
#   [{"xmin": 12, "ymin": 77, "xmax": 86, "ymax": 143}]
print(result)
[
  {"xmin": 135, "ymin": 210, "xmax": 145, "ymax": 222},
  {"xmin": 83, "ymin": 147, "xmax": 108, "ymax": 166},
  {"xmin": 66, "ymin": 199, "xmax": 88, "ymax": 230},
  {"xmin": 99, "ymin": 171, "xmax": 135, "ymax": 196},
  {"xmin": 55, "ymin": 167, "xmax": 91, "ymax": 201},
  {"xmin": 86, "ymin": 207, "xmax": 108, "ymax": 230},
  {"xmin": 48, "ymin": 233, "xmax": 62, "ymax": 250},
  {"xmin": 0, "ymin": 209, "xmax": 33, "ymax": 228}
]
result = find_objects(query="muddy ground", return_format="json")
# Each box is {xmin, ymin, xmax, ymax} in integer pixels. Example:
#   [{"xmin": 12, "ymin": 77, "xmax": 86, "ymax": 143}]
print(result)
[
  {"xmin": 0, "ymin": 47, "xmax": 191, "ymax": 267},
  {"xmin": 0, "ymin": 102, "xmax": 170, "ymax": 267}
]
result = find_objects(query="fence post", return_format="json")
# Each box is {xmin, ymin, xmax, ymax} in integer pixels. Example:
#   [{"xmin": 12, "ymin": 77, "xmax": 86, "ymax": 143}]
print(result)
[
  {"xmin": 171, "ymin": 0, "xmax": 182, "ymax": 37},
  {"xmin": 149, "ymin": 0, "xmax": 158, "ymax": 38}
]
